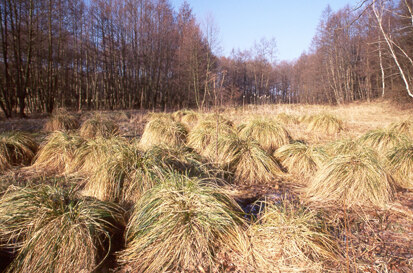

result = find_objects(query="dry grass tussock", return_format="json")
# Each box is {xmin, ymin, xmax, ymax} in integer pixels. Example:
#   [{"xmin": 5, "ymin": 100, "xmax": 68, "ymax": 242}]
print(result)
[
  {"xmin": 43, "ymin": 108, "xmax": 79, "ymax": 132},
  {"xmin": 0, "ymin": 184, "xmax": 124, "ymax": 273},
  {"xmin": 117, "ymin": 172, "xmax": 248, "ymax": 273},
  {"xmin": 306, "ymin": 113, "xmax": 344, "ymax": 135},
  {"xmin": 172, "ymin": 109, "xmax": 200, "ymax": 128},
  {"xmin": 31, "ymin": 131, "xmax": 85, "ymax": 175},
  {"xmin": 0, "ymin": 132, "xmax": 38, "ymax": 173},
  {"xmin": 306, "ymin": 148, "xmax": 396, "ymax": 208},
  {"xmin": 140, "ymin": 116, "xmax": 187, "ymax": 149},
  {"xmin": 187, "ymin": 114, "xmax": 235, "ymax": 159},
  {"xmin": 79, "ymin": 115, "xmax": 120, "ymax": 139},
  {"xmin": 324, "ymin": 138, "xmax": 364, "ymax": 157},
  {"xmin": 359, "ymin": 128, "xmax": 409, "ymax": 154},
  {"xmin": 238, "ymin": 118, "xmax": 291, "ymax": 153},
  {"xmin": 386, "ymin": 140, "xmax": 413, "ymax": 189},
  {"xmin": 216, "ymin": 134, "xmax": 284, "ymax": 185},
  {"xmin": 275, "ymin": 112, "xmax": 299, "ymax": 125},
  {"xmin": 274, "ymin": 142, "xmax": 327, "ymax": 178},
  {"xmin": 250, "ymin": 201, "xmax": 337, "ymax": 272},
  {"xmin": 388, "ymin": 119, "xmax": 413, "ymax": 139}
]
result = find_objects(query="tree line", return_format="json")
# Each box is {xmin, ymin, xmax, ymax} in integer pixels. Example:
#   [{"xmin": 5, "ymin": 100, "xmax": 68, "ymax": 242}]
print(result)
[{"xmin": 0, "ymin": 0, "xmax": 412, "ymax": 118}]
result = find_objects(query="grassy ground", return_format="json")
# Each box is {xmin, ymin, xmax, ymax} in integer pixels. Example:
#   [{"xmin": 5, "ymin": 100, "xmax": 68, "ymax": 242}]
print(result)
[{"xmin": 0, "ymin": 100, "xmax": 412, "ymax": 273}]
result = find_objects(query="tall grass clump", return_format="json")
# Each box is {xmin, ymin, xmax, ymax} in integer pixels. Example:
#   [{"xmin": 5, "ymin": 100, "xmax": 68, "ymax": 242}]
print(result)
[
  {"xmin": 325, "ymin": 138, "xmax": 364, "ymax": 157},
  {"xmin": 0, "ymin": 185, "xmax": 124, "ymax": 273},
  {"xmin": 250, "ymin": 201, "xmax": 337, "ymax": 272},
  {"xmin": 275, "ymin": 113, "xmax": 299, "ymax": 125},
  {"xmin": 238, "ymin": 118, "xmax": 291, "ymax": 153},
  {"xmin": 307, "ymin": 113, "xmax": 343, "ymax": 134},
  {"xmin": 359, "ymin": 128, "xmax": 408, "ymax": 154},
  {"xmin": 274, "ymin": 142, "xmax": 327, "ymax": 178},
  {"xmin": 172, "ymin": 109, "xmax": 199, "ymax": 128},
  {"xmin": 306, "ymin": 148, "xmax": 396, "ymax": 207},
  {"xmin": 187, "ymin": 115, "xmax": 235, "ymax": 158},
  {"xmin": 0, "ymin": 132, "xmax": 38, "ymax": 173},
  {"xmin": 387, "ymin": 141, "xmax": 413, "ymax": 189},
  {"xmin": 388, "ymin": 119, "xmax": 413, "ymax": 139},
  {"xmin": 44, "ymin": 108, "xmax": 79, "ymax": 132},
  {"xmin": 217, "ymin": 134, "xmax": 284, "ymax": 184},
  {"xmin": 118, "ymin": 173, "xmax": 248, "ymax": 273},
  {"xmin": 31, "ymin": 131, "xmax": 85, "ymax": 175},
  {"xmin": 140, "ymin": 116, "xmax": 187, "ymax": 149},
  {"xmin": 79, "ymin": 115, "xmax": 120, "ymax": 139}
]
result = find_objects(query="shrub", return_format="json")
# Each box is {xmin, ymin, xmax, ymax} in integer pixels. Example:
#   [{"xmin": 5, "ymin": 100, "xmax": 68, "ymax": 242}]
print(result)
[
  {"xmin": 238, "ymin": 118, "xmax": 291, "ymax": 153},
  {"xmin": 0, "ymin": 132, "xmax": 38, "ymax": 173},
  {"xmin": 0, "ymin": 185, "xmax": 124, "ymax": 273},
  {"xmin": 118, "ymin": 173, "xmax": 247, "ymax": 273}
]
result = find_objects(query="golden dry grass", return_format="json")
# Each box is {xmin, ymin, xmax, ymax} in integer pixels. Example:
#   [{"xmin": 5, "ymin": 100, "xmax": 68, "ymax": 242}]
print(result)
[
  {"xmin": 79, "ymin": 115, "xmax": 120, "ymax": 139},
  {"xmin": 238, "ymin": 118, "xmax": 291, "ymax": 153},
  {"xmin": 0, "ymin": 132, "xmax": 38, "ymax": 173},
  {"xmin": 117, "ymin": 173, "xmax": 248, "ymax": 273},
  {"xmin": 44, "ymin": 109, "xmax": 79, "ymax": 132},
  {"xmin": 305, "ymin": 148, "xmax": 396, "ymax": 208},
  {"xmin": 359, "ymin": 128, "xmax": 409, "ymax": 154},
  {"xmin": 306, "ymin": 113, "xmax": 344, "ymax": 135},
  {"xmin": 250, "ymin": 201, "xmax": 337, "ymax": 272},
  {"xmin": 0, "ymin": 184, "xmax": 124, "ymax": 273},
  {"xmin": 140, "ymin": 116, "xmax": 188, "ymax": 149},
  {"xmin": 388, "ymin": 119, "xmax": 413, "ymax": 139},
  {"xmin": 386, "ymin": 140, "xmax": 413, "ymax": 189},
  {"xmin": 274, "ymin": 142, "xmax": 327, "ymax": 178},
  {"xmin": 31, "ymin": 131, "xmax": 85, "ymax": 175}
]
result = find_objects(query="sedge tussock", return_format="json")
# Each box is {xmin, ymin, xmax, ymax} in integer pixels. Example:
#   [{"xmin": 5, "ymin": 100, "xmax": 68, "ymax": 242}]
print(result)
[
  {"xmin": 118, "ymin": 173, "xmax": 248, "ymax": 273},
  {"xmin": 0, "ymin": 132, "xmax": 38, "ymax": 173},
  {"xmin": 140, "ymin": 117, "xmax": 188, "ymax": 149},
  {"xmin": 386, "ymin": 141, "xmax": 413, "ymax": 189},
  {"xmin": 306, "ymin": 114, "xmax": 344, "ymax": 134},
  {"xmin": 275, "ymin": 112, "xmax": 299, "ymax": 125},
  {"xmin": 31, "ymin": 131, "xmax": 85, "ymax": 175},
  {"xmin": 0, "ymin": 185, "xmax": 124, "ymax": 273},
  {"xmin": 359, "ymin": 128, "xmax": 409, "ymax": 154},
  {"xmin": 217, "ymin": 134, "xmax": 284, "ymax": 185},
  {"xmin": 187, "ymin": 115, "xmax": 236, "ymax": 158},
  {"xmin": 325, "ymin": 138, "xmax": 364, "ymax": 157},
  {"xmin": 306, "ymin": 148, "xmax": 396, "ymax": 208},
  {"xmin": 388, "ymin": 119, "xmax": 413, "ymax": 138},
  {"xmin": 79, "ymin": 115, "xmax": 120, "ymax": 139},
  {"xmin": 44, "ymin": 109, "xmax": 79, "ymax": 132},
  {"xmin": 274, "ymin": 142, "xmax": 327, "ymax": 178},
  {"xmin": 172, "ymin": 109, "xmax": 200, "ymax": 128},
  {"xmin": 238, "ymin": 118, "xmax": 291, "ymax": 153},
  {"xmin": 250, "ymin": 201, "xmax": 337, "ymax": 272}
]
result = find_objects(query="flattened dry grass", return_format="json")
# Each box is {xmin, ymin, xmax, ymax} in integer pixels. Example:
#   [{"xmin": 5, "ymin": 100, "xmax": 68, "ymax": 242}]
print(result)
[
  {"xmin": 79, "ymin": 115, "xmax": 120, "ymax": 139},
  {"xmin": 0, "ymin": 185, "xmax": 124, "ymax": 273},
  {"xmin": 306, "ymin": 148, "xmax": 396, "ymax": 208},
  {"xmin": 359, "ymin": 128, "xmax": 408, "ymax": 154},
  {"xmin": 387, "ymin": 140, "xmax": 413, "ymax": 189},
  {"xmin": 250, "ymin": 201, "xmax": 337, "ymax": 272},
  {"xmin": 274, "ymin": 142, "xmax": 327, "ymax": 178},
  {"xmin": 118, "ymin": 173, "xmax": 248, "ymax": 273},
  {"xmin": 44, "ymin": 109, "xmax": 79, "ymax": 132},
  {"xmin": 238, "ymin": 118, "xmax": 291, "ymax": 153},
  {"xmin": 140, "ymin": 116, "xmax": 188, "ymax": 149},
  {"xmin": 217, "ymin": 134, "xmax": 284, "ymax": 185},
  {"xmin": 0, "ymin": 132, "xmax": 38, "ymax": 173},
  {"xmin": 31, "ymin": 131, "xmax": 85, "ymax": 175},
  {"xmin": 307, "ymin": 113, "xmax": 344, "ymax": 135}
]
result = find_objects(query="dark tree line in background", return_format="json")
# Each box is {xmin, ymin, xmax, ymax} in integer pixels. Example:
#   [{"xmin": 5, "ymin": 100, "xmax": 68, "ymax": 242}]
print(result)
[{"xmin": 0, "ymin": 0, "xmax": 412, "ymax": 118}]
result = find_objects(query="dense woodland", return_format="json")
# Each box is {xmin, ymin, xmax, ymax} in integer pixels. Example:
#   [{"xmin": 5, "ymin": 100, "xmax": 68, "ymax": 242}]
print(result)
[{"xmin": 0, "ymin": 0, "xmax": 412, "ymax": 117}]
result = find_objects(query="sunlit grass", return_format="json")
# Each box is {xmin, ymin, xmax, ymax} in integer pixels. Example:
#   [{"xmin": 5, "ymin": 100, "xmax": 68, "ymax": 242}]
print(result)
[
  {"xmin": 44, "ymin": 109, "xmax": 79, "ymax": 132},
  {"xmin": 118, "ymin": 173, "xmax": 248, "ymax": 273},
  {"xmin": 0, "ymin": 184, "xmax": 124, "ymax": 273},
  {"xmin": 307, "ymin": 113, "xmax": 344, "ymax": 134},
  {"xmin": 0, "ymin": 132, "xmax": 38, "ymax": 173},
  {"xmin": 386, "ymin": 140, "xmax": 413, "ymax": 189},
  {"xmin": 79, "ymin": 115, "xmax": 120, "ymax": 139},
  {"xmin": 359, "ymin": 128, "xmax": 408, "ymax": 154}
]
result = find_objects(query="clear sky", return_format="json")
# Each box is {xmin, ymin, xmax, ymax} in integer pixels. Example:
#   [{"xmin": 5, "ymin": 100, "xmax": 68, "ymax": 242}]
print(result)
[{"xmin": 170, "ymin": 0, "xmax": 362, "ymax": 62}]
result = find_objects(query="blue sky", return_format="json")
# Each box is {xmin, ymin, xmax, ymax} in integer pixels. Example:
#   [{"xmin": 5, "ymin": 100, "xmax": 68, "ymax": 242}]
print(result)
[{"xmin": 170, "ymin": 0, "xmax": 362, "ymax": 61}]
